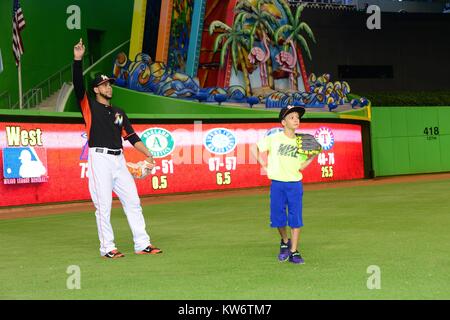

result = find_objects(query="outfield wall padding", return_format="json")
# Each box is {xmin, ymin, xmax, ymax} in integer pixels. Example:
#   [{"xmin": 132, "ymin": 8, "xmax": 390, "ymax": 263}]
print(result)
[
  {"xmin": 0, "ymin": 113, "xmax": 370, "ymax": 207},
  {"xmin": 371, "ymin": 107, "xmax": 450, "ymax": 177}
]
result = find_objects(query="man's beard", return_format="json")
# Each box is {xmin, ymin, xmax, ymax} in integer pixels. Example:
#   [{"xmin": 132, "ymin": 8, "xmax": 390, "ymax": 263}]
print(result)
[{"xmin": 99, "ymin": 92, "xmax": 112, "ymax": 100}]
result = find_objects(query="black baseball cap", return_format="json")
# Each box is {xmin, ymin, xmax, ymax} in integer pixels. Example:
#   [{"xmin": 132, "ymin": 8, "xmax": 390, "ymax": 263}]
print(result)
[
  {"xmin": 279, "ymin": 105, "xmax": 306, "ymax": 122},
  {"xmin": 91, "ymin": 73, "xmax": 116, "ymax": 88}
]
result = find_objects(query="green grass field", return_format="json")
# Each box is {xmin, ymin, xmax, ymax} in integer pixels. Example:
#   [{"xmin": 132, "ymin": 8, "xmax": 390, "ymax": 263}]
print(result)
[{"xmin": 1, "ymin": 178, "xmax": 449, "ymax": 300}]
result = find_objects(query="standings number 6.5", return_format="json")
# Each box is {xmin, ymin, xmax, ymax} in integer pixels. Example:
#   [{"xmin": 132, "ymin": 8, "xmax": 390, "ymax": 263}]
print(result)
[{"xmin": 216, "ymin": 172, "xmax": 231, "ymax": 185}]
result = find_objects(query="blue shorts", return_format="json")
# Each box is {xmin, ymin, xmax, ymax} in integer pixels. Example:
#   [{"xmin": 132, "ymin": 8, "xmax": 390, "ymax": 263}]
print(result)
[{"xmin": 270, "ymin": 180, "xmax": 303, "ymax": 228}]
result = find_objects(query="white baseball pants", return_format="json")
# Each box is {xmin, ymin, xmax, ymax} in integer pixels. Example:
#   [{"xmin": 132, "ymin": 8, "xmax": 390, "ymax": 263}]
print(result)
[{"xmin": 88, "ymin": 147, "xmax": 151, "ymax": 256}]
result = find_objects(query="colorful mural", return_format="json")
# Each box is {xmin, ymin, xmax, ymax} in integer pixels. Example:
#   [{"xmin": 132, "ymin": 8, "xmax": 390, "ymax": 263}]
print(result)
[
  {"xmin": 113, "ymin": 51, "xmax": 252, "ymax": 105},
  {"xmin": 167, "ymin": 0, "xmax": 194, "ymax": 73},
  {"xmin": 196, "ymin": 0, "xmax": 233, "ymax": 88},
  {"xmin": 209, "ymin": 0, "xmax": 315, "ymax": 95},
  {"xmin": 113, "ymin": 0, "xmax": 366, "ymax": 111}
]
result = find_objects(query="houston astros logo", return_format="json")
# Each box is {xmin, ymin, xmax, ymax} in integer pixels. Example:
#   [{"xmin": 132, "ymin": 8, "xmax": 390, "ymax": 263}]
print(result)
[
  {"xmin": 140, "ymin": 127, "xmax": 175, "ymax": 158},
  {"xmin": 314, "ymin": 127, "xmax": 335, "ymax": 150},
  {"xmin": 204, "ymin": 128, "xmax": 237, "ymax": 155}
]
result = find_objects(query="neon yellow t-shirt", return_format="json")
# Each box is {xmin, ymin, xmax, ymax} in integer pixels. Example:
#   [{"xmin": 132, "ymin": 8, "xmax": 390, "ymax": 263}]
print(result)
[{"xmin": 257, "ymin": 131, "xmax": 308, "ymax": 182}]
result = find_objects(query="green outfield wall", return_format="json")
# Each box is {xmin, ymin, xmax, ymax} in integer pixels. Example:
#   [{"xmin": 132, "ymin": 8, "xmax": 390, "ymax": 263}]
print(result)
[
  {"xmin": 0, "ymin": 0, "xmax": 133, "ymax": 109},
  {"xmin": 371, "ymin": 107, "xmax": 450, "ymax": 177}
]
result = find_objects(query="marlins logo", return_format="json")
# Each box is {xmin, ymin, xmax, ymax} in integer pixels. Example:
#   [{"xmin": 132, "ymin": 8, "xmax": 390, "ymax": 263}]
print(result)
[
  {"xmin": 114, "ymin": 112, "xmax": 123, "ymax": 126},
  {"xmin": 314, "ymin": 127, "xmax": 335, "ymax": 151},
  {"xmin": 140, "ymin": 127, "xmax": 175, "ymax": 158},
  {"xmin": 204, "ymin": 128, "xmax": 237, "ymax": 155}
]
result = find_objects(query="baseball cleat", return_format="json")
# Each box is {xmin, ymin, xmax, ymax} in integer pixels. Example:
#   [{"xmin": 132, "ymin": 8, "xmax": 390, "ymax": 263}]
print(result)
[
  {"xmin": 136, "ymin": 245, "xmax": 163, "ymax": 255},
  {"xmin": 278, "ymin": 239, "xmax": 291, "ymax": 262},
  {"xmin": 289, "ymin": 251, "xmax": 305, "ymax": 264},
  {"xmin": 103, "ymin": 250, "xmax": 125, "ymax": 259}
]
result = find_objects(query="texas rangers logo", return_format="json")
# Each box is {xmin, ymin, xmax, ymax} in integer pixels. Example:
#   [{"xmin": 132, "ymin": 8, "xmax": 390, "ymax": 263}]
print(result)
[
  {"xmin": 140, "ymin": 127, "xmax": 175, "ymax": 158},
  {"xmin": 314, "ymin": 127, "xmax": 335, "ymax": 150},
  {"xmin": 204, "ymin": 128, "xmax": 237, "ymax": 155},
  {"xmin": 114, "ymin": 112, "xmax": 123, "ymax": 126}
]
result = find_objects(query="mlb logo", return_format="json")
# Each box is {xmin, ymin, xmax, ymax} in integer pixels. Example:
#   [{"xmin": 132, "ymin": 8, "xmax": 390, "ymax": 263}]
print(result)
[{"xmin": 2, "ymin": 147, "xmax": 48, "ymax": 179}]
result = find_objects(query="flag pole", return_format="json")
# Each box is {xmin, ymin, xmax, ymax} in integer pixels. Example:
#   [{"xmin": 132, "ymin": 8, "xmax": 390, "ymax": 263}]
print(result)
[{"xmin": 18, "ymin": 58, "xmax": 23, "ymax": 109}]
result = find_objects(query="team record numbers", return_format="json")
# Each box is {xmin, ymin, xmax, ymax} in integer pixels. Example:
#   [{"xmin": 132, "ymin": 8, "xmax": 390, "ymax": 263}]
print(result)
[
  {"xmin": 0, "ymin": 122, "xmax": 365, "ymax": 206},
  {"xmin": 140, "ymin": 127, "xmax": 176, "ymax": 190},
  {"xmin": 204, "ymin": 128, "xmax": 238, "ymax": 186},
  {"xmin": 314, "ymin": 127, "xmax": 336, "ymax": 179}
]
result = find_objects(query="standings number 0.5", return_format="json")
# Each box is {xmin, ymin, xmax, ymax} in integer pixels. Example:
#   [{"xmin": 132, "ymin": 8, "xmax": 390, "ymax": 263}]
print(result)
[{"xmin": 152, "ymin": 175, "xmax": 168, "ymax": 190}]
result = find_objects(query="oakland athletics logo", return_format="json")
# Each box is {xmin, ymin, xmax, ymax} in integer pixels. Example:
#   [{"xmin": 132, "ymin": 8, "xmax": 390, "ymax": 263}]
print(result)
[{"xmin": 140, "ymin": 127, "xmax": 175, "ymax": 158}]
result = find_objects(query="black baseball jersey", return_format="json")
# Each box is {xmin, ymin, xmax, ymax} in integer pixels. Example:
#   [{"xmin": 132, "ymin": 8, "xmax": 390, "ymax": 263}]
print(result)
[{"xmin": 72, "ymin": 60, "xmax": 140, "ymax": 149}]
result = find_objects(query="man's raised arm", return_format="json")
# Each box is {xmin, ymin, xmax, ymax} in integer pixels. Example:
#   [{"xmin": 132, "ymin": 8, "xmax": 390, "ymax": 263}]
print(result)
[{"xmin": 72, "ymin": 38, "xmax": 86, "ymax": 101}]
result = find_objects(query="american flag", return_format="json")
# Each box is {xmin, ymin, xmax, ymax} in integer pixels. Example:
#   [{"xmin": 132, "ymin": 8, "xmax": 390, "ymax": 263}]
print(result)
[{"xmin": 12, "ymin": 0, "xmax": 26, "ymax": 66}]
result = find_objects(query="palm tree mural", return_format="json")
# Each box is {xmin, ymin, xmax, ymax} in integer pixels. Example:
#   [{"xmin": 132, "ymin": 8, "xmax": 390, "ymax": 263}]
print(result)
[
  {"xmin": 275, "ymin": 1, "xmax": 315, "ymax": 92},
  {"xmin": 209, "ymin": 19, "xmax": 253, "ymax": 96},
  {"xmin": 235, "ymin": 0, "xmax": 281, "ymax": 89},
  {"xmin": 208, "ymin": 0, "xmax": 315, "ymax": 95}
]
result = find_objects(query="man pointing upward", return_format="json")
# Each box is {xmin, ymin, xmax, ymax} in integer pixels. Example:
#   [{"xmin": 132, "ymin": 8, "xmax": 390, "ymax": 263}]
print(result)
[{"xmin": 73, "ymin": 38, "xmax": 163, "ymax": 259}]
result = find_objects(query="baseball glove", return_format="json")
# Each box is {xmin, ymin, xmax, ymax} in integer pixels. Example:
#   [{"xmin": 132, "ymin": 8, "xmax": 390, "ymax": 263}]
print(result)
[
  {"xmin": 126, "ymin": 161, "xmax": 151, "ymax": 179},
  {"xmin": 295, "ymin": 133, "xmax": 322, "ymax": 157}
]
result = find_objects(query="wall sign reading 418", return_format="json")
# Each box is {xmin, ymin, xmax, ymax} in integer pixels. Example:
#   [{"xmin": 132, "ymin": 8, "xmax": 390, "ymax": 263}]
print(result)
[{"xmin": 424, "ymin": 127, "xmax": 439, "ymax": 140}]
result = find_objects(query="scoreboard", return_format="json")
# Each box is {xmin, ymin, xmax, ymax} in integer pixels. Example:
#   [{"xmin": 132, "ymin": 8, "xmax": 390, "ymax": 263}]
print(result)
[{"xmin": 0, "ymin": 121, "xmax": 365, "ymax": 206}]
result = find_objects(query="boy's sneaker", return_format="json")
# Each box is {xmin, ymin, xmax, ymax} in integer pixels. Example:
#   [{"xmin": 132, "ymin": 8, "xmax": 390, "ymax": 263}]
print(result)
[
  {"xmin": 289, "ymin": 251, "xmax": 305, "ymax": 264},
  {"xmin": 278, "ymin": 239, "xmax": 291, "ymax": 262}
]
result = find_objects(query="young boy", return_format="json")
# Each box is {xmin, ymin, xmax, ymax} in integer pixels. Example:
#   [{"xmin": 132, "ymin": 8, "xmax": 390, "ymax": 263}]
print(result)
[{"xmin": 252, "ymin": 105, "xmax": 318, "ymax": 264}]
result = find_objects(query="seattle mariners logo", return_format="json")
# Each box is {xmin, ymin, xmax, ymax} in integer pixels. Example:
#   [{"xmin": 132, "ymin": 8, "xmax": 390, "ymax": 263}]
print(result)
[
  {"xmin": 265, "ymin": 127, "xmax": 283, "ymax": 137},
  {"xmin": 314, "ymin": 127, "xmax": 335, "ymax": 151},
  {"xmin": 140, "ymin": 127, "xmax": 175, "ymax": 158},
  {"xmin": 204, "ymin": 128, "xmax": 237, "ymax": 155},
  {"xmin": 114, "ymin": 112, "xmax": 123, "ymax": 126}
]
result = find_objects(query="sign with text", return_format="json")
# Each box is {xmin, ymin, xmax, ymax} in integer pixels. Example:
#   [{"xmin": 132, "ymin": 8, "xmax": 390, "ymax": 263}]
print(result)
[{"xmin": 0, "ymin": 121, "xmax": 364, "ymax": 207}]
